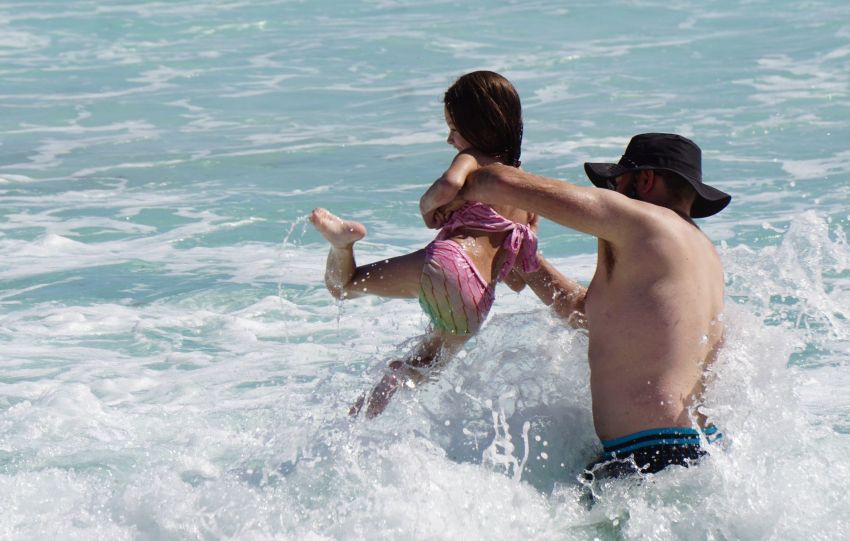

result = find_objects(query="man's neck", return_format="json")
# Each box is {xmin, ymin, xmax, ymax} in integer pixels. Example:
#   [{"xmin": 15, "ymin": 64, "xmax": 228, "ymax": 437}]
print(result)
[{"xmin": 672, "ymin": 207, "xmax": 698, "ymax": 227}]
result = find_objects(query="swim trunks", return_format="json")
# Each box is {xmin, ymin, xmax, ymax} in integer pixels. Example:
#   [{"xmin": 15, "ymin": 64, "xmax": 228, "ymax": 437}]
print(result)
[
  {"xmin": 583, "ymin": 425, "xmax": 721, "ymax": 481},
  {"xmin": 418, "ymin": 201, "xmax": 538, "ymax": 335}
]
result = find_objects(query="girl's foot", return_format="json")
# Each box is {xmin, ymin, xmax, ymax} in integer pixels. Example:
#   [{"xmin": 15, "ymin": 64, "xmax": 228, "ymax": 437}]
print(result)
[{"xmin": 310, "ymin": 208, "xmax": 367, "ymax": 248}]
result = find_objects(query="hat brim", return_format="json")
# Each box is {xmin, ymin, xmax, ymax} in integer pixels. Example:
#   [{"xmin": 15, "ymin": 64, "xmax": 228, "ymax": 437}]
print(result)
[
  {"xmin": 689, "ymin": 181, "xmax": 731, "ymax": 218},
  {"xmin": 583, "ymin": 162, "xmax": 731, "ymax": 218},
  {"xmin": 584, "ymin": 162, "xmax": 627, "ymax": 189}
]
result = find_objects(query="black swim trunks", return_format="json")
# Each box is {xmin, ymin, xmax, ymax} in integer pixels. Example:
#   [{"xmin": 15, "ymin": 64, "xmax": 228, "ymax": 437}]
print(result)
[{"xmin": 583, "ymin": 426, "xmax": 721, "ymax": 482}]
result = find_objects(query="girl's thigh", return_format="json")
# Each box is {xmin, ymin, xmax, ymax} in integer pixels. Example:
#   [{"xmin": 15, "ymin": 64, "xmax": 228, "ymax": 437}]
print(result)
[{"xmin": 351, "ymin": 248, "xmax": 427, "ymax": 298}]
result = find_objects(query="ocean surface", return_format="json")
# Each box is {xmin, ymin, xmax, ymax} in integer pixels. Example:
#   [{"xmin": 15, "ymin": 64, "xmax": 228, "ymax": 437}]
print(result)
[{"xmin": 1, "ymin": 1, "xmax": 849, "ymax": 539}]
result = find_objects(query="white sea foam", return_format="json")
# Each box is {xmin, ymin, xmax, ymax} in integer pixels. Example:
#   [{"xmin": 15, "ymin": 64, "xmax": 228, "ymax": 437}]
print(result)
[
  {"xmin": 2, "ymin": 210, "xmax": 849, "ymax": 539},
  {"xmin": 781, "ymin": 150, "xmax": 850, "ymax": 181},
  {"xmin": 0, "ymin": 174, "xmax": 36, "ymax": 184},
  {"xmin": 6, "ymin": 231, "xmax": 847, "ymax": 538},
  {"xmin": 0, "ymin": 30, "xmax": 50, "ymax": 52},
  {"xmin": 737, "ymin": 50, "xmax": 850, "ymax": 106},
  {"xmin": 8, "ymin": 123, "xmax": 162, "ymax": 172}
]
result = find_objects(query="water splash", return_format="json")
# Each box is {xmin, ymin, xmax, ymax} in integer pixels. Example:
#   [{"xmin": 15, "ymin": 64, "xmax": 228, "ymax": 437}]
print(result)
[{"xmin": 481, "ymin": 406, "xmax": 531, "ymax": 482}]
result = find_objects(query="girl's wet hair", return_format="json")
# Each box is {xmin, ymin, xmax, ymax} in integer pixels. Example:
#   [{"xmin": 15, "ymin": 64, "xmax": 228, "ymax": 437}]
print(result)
[{"xmin": 443, "ymin": 71, "xmax": 523, "ymax": 167}]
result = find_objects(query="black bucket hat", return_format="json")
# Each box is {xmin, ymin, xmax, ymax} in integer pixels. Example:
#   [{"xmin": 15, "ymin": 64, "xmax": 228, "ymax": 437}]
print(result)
[{"xmin": 584, "ymin": 133, "xmax": 731, "ymax": 218}]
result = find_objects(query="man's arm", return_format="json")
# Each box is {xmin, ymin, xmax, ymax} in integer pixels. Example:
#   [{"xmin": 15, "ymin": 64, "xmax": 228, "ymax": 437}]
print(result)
[
  {"xmin": 460, "ymin": 163, "xmax": 652, "ymax": 244},
  {"xmin": 514, "ymin": 255, "xmax": 587, "ymax": 329}
]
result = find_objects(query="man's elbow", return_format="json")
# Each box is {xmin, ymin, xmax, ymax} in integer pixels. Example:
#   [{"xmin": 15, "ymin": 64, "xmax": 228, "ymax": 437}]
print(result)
[{"xmin": 462, "ymin": 165, "xmax": 500, "ymax": 201}]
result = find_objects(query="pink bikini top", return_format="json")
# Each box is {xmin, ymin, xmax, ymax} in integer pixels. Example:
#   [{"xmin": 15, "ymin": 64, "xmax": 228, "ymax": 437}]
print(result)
[{"xmin": 436, "ymin": 201, "xmax": 540, "ymax": 282}]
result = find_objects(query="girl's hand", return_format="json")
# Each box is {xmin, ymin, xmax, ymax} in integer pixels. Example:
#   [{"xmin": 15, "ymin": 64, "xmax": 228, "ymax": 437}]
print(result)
[
  {"xmin": 430, "ymin": 198, "xmax": 466, "ymax": 228},
  {"xmin": 422, "ymin": 208, "xmax": 441, "ymax": 229}
]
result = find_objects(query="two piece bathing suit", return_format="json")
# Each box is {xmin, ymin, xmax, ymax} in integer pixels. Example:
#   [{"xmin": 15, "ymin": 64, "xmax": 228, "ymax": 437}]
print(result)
[{"xmin": 417, "ymin": 201, "xmax": 539, "ymax": 336}]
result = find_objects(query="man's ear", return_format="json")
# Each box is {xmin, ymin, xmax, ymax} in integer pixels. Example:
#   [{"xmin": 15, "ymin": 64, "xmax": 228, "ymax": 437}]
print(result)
[{"xmin": 635, "ymin": 170, "xmax": 656, "ymax": 196}]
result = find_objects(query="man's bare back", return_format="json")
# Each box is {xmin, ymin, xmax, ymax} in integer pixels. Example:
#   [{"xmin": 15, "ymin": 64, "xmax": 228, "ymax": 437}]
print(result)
[{"xmin": 585, "ymin": 202, "xmax": 724, "ymax": 440}]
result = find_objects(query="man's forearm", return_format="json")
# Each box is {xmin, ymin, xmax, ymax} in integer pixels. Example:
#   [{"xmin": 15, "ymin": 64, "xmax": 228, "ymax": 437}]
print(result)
[
  {"xmin": 461, "ymin": 164, "xmax": 614, "ymax": 241},
  {"xmin": 462, "ymin": 165, "xmax": 583, "ymax": 225}
]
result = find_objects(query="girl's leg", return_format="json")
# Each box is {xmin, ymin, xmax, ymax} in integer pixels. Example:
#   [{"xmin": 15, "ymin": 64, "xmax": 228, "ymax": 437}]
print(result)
[
  {"xmin": 310, "ymin": 208, "xmax": 366, "ymax": 299},
  {"xmin": 311, "ymin": 207, "xmax": 427, "ymax": 299},
  {"xmin": 351, "ymin": 332, "xmax": 467, "ymax": 418},
  {"xmin": 350, "ymin": 240, "xmax": 496, "ymax": 418}
]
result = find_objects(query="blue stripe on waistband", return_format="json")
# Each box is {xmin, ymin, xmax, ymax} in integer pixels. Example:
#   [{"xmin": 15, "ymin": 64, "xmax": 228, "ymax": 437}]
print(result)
[
  {"xmin": 602, "ymin": 425, "xmax": 721, "ymax": 453},
  {"xmin": 603, "ymin": 437, "xmax": 701, "ymax": 457},
  {"xmin": 602, "ymin": 427, "xmax": 700, "ymax": 448}
]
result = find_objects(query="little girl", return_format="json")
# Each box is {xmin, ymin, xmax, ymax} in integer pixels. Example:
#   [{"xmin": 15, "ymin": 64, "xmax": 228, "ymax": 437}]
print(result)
[{"xmin": 310, "ymin": 71, "xmax": 539, "ymax": 417}]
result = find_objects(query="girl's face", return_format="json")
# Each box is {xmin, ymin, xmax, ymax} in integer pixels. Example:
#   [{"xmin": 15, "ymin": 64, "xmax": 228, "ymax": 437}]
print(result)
[{"xmin": 444, "ymin": 108, "xmax": 471, "ymax": 152}]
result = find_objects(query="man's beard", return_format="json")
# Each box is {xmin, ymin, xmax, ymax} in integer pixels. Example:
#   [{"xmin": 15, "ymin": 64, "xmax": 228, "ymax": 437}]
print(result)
[{"xmin": 624, "ymin": 182, "xmax": 640, "ymax": 200}]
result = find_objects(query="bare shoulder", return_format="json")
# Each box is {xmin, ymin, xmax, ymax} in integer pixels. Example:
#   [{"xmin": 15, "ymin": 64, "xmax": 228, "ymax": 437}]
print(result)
[
  {"xmin": 450, "ymin": 151, "xmax": 480, "ymax": 168},
  {"xmin": 656, "ymin": 213, "xmax": 725, "ymax": 287},
  {"xmin": 457, "ymin": 148, "xmax": 501, "ymax": 168},
  {"xmin": 442, "ymin": 152, "xmax": 479, "ymax": 180},
  {"xmin": 445, "ymin": 150, "xmax": 492, "ymax": 177},
  {"xmin": 615, "ymin": 204, "xmax": 719, "ymax": 270}
]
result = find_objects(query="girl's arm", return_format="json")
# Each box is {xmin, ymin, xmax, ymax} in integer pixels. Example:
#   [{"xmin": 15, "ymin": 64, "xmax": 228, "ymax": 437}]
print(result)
[
  {"xmin": 420, "ymin": 151, "xmax": 481, "ymax": 228},
  {"xmin": 515, "ymin": 254, "xmax": 587, "ymax": 329},
  {"xmin": 502, "ymin": 212, "xmax": 538, "ymax": 293},
  {"xmin": 503, "ymin": 268, "xmax": 527, "ymax": 292}
]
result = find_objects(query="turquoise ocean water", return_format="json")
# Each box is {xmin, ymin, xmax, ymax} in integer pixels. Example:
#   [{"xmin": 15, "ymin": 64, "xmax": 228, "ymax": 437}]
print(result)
[{"xmin": 1, "ymin": 1, "xmax": 849, "ymax": 539}]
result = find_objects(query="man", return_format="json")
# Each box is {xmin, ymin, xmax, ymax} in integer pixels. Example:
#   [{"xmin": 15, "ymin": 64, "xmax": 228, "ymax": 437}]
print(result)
[{"xmin": 447, "ymin": 133, "xmax": 731, "ymax": 480}]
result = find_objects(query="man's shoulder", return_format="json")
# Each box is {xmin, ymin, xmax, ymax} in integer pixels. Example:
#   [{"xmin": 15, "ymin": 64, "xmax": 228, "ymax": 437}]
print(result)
[
  {"xmin": 602, "ymin": 198, "xmax": 681, "ymax": 245},
  {"xmin": 635, "ymin": 203, "xmax": 708, "ymax": 245},
  {"xmin": 616, "ymin": 207, "xmax": 715, "ymax": 266}
]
